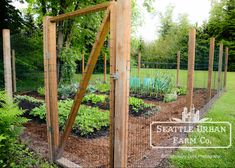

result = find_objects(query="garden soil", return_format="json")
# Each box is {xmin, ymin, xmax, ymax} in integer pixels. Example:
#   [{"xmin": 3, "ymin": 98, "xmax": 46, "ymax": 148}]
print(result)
[{"xmin": 21, "ymin": 89, "xmax": 216, "ymax": 167}]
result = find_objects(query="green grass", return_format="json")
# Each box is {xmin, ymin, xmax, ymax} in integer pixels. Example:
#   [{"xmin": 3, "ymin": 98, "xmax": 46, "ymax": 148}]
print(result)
[
  {"xmin": 74, "ymin": 68, "xmax": 220, "ymax": 89},
  {"xmin": 170, "ymin": 72, "xmax": 235, "ymax": 168},
  {"xmin": 16, "ymin": 68, "xmax": 221, "ymax": 93}
]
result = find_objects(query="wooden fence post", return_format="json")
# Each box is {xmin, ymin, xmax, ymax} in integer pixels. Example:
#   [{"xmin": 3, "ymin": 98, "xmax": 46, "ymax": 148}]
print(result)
[
  {"xmin": 104, "ymin": 53, "xmax": 107, "ymax": 82},
  {"xmin": 207, "ymin": 37, "xmax": 215, "ymax": 101},
  {"xmin": 217, "ymin": 43, "xmax": 223, "ymax": 91},
  {"xmin": 43, "ymin": 16, "xmax": 59, "ymax": 161},
  {"xmin": 224, "ymin": 47, "xmax": 229, "ymax": 90},
  {"xmin": 82, "ymin": 52, "xmax": 85, "ymax": 76},
  {"xmin": 186, "ymin": 28, "xmax": 196, "ymax": 113},
  {"xmin": 109, "ymin": 2, "xmax": 117, "ymax": 167},
  {"xmin": 176, "ymin": 51, "xmax": 180, "ymax": 87},
  {"xmin": 114, "ymin": 0, "xmax": 131, "ymax": 167},
  {"xmin": 12, "ymin": 49, "xmax": 16, "ymax": 93},
  {"xmin": 3, "ymin": 29, "xmax": 13, "ymax": 98},
  {"xmin": 138, "ymin": 50, "xmax": 141, "ymax": 77}
]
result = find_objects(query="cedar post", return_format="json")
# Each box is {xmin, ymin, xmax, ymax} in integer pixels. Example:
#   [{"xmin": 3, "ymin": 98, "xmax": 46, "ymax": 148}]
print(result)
[
  {"xmin": 207, "ymin": 38, "xmax": 215, "ymax": 101},
  {"xmin": 176, "ymin": 51, "xmax": 180, "ymax": 87},
  {"xmin": 217, "ymin": 43, "xmax": 223, "ymax": 91},
  {"xmin": 114, "ymin": 0, "xmax": 131, "ymax": 167},
  {"xmin": 3, "ymin": 29, "xmax": 13, "ymax": 98},
  {"xmin": 12, "ymin": 49, "xmax": 16, "ymax": 93},
  {"xmin": 224, "ymin": 47, "xmax": 229, "ymax": 90},
  {"xmin": 82, "ymin": 52, "xmax": 85, "ymax": 76},
  {"xmin": 186, "ymin": 28, "xmax": 196, "ymax": 113},
  {"xmin": 138, "ymin": 50, "xmax": 141, "ymax": 77},
  {"xmin": 104, "ymin": 53, "xmax": 107, "ymax": 82},
  {"xmin": 109, "ymin": 2, "xmax": 117, "ymax": 167},
  {"xmin": 43, "ymin": 16, "xmax": 59, "ymax": 161}
]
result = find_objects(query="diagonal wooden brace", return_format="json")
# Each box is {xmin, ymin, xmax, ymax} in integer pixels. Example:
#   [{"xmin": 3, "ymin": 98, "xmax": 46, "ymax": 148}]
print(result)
[{"xmin": 56, "ymin": 9, "xmax": 111, "ymax": 158}]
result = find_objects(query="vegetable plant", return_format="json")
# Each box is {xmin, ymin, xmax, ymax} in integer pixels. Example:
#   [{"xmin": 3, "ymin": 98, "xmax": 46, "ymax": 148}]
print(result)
[
  {"xmin": 129, "ymin": 97, "xmax": 158, "ymax": 116},
  {"xmin": 164, "ymin": 92, "xmax": 178, "ymax": 103},
  {"xmin": 30, "ymin": 99, "xmax": 110, "ymax": 136},
  {"xmin": 14, "ymin": 95, "xmax": 44, "ymax": 104},
  {"xmin": 58, "ymin": 83, "xmax": 79, "ymax": 99},
  {"xmin": 82, "ymin": 94, "xmax": 107, "ymax": 104}
]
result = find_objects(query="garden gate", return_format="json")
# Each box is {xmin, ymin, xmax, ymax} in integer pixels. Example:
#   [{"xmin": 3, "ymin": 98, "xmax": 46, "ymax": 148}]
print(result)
[{"xmin": 43, "ymin": 1, "xmax": 131, "ymax": 167}]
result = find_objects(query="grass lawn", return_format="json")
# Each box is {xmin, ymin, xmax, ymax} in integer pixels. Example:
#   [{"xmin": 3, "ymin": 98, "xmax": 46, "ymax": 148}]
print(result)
[
  {"xmin": 74, "ymin": 68, "xmax": 220, "ymax": 89},
  {"xmin": 170, "ymin": 72, "xmax": 235, "ymax": 168},
  {"xmin": 15, "ymin": 68, "xmax": 221, "ymax": 92}
]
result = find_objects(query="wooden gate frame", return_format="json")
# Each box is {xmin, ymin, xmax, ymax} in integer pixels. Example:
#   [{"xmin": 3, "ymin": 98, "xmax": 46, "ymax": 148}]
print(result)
[{"xmin": 43, "ymin": 1, "xmax": 130, "ymax": 167}]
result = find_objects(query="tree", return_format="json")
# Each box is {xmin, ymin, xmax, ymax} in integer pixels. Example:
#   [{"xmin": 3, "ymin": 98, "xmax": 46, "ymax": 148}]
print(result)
[
  {"xmin": 208, "ymin": 0, "xmax": 235, "ymax": 71},
  {"xmin": 0, "ymin": 0, "xmax": 24, "ymax": 34}
]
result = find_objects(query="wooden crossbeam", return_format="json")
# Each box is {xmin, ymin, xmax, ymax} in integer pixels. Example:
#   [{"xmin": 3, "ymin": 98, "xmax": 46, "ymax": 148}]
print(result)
[
  {"xmin": 56, "ymin": 9, "xmax": 111, "ymax": 158},
  {"xmin": 50, "ymin": 2, "xmax": 110, "ymax": 23}
]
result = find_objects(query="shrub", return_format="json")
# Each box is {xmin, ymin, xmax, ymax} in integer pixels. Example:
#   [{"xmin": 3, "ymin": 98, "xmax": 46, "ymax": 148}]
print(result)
[
  {"xmin": 31, "ymin": 100, "xmax": 110, "ymax": 136},
  {"xmin": 60, "ymin": 47, "xmax": 80, "ymax": 84},
  {"xmin": 0, "ymin": 91, "xmax": 28, "ymax": 167}
]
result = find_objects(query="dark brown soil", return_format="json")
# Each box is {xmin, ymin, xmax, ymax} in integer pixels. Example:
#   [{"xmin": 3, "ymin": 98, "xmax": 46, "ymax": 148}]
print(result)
[
  {"xmin": 20, "ymin": 89, "xmax": 217, "ymax": 167},
  {"xmin": 18, "ymin": 91, "xmax": 45, "ymax": 100}
]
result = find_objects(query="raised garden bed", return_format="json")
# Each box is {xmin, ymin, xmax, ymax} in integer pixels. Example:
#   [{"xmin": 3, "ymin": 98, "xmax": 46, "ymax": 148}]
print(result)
[{"xmin": 19, "ymin": 88, "xmax": 217, "ymax": 167}]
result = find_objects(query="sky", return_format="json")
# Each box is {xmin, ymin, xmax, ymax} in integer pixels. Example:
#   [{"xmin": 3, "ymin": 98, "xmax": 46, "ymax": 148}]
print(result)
[
  {"xmin": 12, "ymin": 0, "xmax": 212, "ymax": 42},
  {"xmin": 137, "ymin": 0, "xmax": 212, "ymax": 41}
]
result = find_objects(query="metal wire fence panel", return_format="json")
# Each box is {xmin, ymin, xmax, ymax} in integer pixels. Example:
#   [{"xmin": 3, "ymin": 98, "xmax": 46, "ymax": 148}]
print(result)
[{"xmin": 1, "ymin": 29, "xmax": 227, "ymax": 167}]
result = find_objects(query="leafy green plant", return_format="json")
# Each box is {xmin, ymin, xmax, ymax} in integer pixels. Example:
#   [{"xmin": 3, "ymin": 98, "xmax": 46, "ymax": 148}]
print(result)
[
  {"xmin": 58, "ymin": 83, "xmax": 79, "ymax": 99},
  {"xmin": 95, "ymin": 82, "xmax": 110, "ymax": 93},
  {"xmin": 164, "ymin": 92, "xmax": 178, "ymax": 103},
  {"xmin": 176, "ymin": 86, "xmax": 187, "ymax": 95},
  {"xmin": 30, "ymin": 100, "xmax": 110, "ymax": 136},
  {"xmin": 153, "ymin": 72, "xmax": 174, "ymax": 96},
  {"xmin": 5, "ymin": 143, "xmax": 57, "ymax": 168},
  {"xmin": 129, "ymin": 97, "xmax": 158, "ymax": 116},
  {"xmin": 0, "ymin": 91, "xmax": 28, "ymax": 167},
  {"xmin": 83, "ymin": 94, "xmax": 107, "ymax": 104},
  {"xmin": 14, "ymin": 95, "xmax": 44, "ymax": 104},
  {"xmin": 37, "ymin": 87, "xmax": 45, "ymax": 96},
  {"xmin": 130, "ymin": 72, "xmax": 174, "ymax": 99}
]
